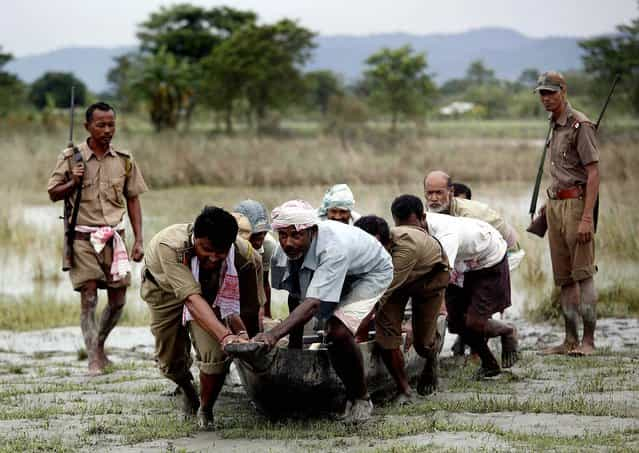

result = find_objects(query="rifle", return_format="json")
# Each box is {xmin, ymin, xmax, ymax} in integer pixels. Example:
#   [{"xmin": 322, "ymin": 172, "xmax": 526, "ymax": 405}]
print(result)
[
  {"xmin": 62, "ymin": 86, "xmax": 84, "ymax": 271},
  {"xmin": 526, "ymin": 74, "xmax": 620, "ymax": 237}
]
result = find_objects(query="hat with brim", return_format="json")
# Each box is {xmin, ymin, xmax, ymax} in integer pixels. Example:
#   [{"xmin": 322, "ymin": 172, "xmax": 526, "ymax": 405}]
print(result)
[{"xmin": 534, "ymin": 71, "xmax": 566, "ymax": 93}]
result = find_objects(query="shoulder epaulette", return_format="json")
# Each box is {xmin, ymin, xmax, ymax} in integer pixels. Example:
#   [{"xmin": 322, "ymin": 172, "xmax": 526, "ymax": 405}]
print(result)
[
  {"xmin": 569, "ymin": 108, "xmax": 593, "ymax": 126},
  {"xmin": 175, "ymin": 243, "xmax": 194, "ymax": 266},
  {"xmin": 114, "ymin": 150, "xmax": 133, "ymax": 176}
]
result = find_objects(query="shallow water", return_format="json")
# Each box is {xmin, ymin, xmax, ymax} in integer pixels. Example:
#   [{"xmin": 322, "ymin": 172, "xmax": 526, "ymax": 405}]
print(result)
[{"xmin": 0, "ymin": 182, "xmax": 634, "ymax": 322}]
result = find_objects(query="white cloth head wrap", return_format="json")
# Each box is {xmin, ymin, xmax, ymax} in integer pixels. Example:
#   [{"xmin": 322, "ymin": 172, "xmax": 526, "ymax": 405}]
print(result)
[
  {"xmin": 318, "ymin": 184, "xmax": 355, "ymax": 216},
  {"xmin": 271, "ymin": 200, "xmax": 319, "ymax": 231}
]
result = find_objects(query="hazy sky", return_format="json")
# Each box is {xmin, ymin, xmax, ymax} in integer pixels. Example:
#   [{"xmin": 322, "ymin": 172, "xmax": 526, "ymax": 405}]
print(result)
[{"xmin": 1, "ymin": 0, "xmax": 637, "ymax": 56}]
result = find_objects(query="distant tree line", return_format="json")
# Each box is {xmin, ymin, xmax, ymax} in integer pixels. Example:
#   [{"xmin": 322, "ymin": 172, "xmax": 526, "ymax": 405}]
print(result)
[{"xmin": 1, "ymin": 2, "xmax": 638, "ymax": 133}]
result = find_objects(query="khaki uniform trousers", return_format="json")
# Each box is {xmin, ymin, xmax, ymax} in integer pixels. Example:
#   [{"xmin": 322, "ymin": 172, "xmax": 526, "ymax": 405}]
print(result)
[
  {"xmin": 376, "ymin": 267, "xmax": 449, "ymax": 351},
  {"xmin": 141, "ymin": 277, "xmax": 228, "ymax": 382}
]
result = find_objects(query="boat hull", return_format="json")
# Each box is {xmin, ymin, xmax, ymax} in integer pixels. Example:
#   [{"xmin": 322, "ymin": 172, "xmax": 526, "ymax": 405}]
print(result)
[{"xmin": 234, "ymin": 340, "xmax": 425, "ymax": 415}]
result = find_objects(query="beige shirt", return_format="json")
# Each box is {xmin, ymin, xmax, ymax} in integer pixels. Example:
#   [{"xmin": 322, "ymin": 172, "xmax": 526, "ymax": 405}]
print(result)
[
  {"xmin": 379, "ymin": 225, "xmax": 448, "ymax": 306},
  {"xmin": 548, "ymin": 103, "xmax": 600, "ymax": 191},
  {"xmin": 47, "ymin": 140, "xmax": 148, "ymax": 227},
  {"xmin": 449, "ymin": 197, "xmax": 517, "ymax": 249},
  {"xmin": 144, "ymin": 223, "xmax": 264, "ymax": 307}
]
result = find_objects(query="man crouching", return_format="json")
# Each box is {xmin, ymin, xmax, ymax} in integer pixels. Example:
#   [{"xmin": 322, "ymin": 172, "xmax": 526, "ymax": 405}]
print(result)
[
  {"xmin": 254, "ymin": 200, "xmax": 393, "ymax": 423},
  {"xmin": 355, "ymin": 209, "xmax": 449, "ymax": 403},
  {"xmin": 140, "ymin": 206, "xmax": 252, "ymax": 429}
]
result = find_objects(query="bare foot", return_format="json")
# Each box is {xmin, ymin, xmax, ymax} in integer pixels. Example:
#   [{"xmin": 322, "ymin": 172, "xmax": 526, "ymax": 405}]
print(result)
[
  {"xmin": 417, "ymin": 354, "xmax": 438, "ymax": 396},
  {"xmin": 501, "ymin": 330, "xmax": 519, "ymax": 368},
  {"xmin": 88, "ymin": 359, "xmax": 105, "ymax": 376},
  {"xmin": 538, "ymin": 342, "xmax": 578, "ymax": 356},
  {"xmin": 389, "ymin": 392, "xmax": 414, "ymax": 406},
  {"xmin": 569, "ymin": 343, "xmax": 595, "ymax": 356}
]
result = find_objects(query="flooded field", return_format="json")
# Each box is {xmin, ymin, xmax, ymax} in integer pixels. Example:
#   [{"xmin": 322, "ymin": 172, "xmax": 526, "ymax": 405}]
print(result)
[{"xmin": 2, "ymin": 179, "xmax": 637, "ymax": 325}]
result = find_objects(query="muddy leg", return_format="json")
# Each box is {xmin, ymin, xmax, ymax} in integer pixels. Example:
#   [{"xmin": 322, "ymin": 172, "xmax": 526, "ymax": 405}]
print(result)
[
  {"xmin": 463, "ymin": 331, "xmax": 500, "ymax": 380},
  {"xmin": 485, "ymin": 319, "xmax": 518, "ymax": 368},
  {"xmin": 415, "ymin": 346, "xmax": 438, "ymax": 396},
  {"xmin": 572, "ymin": 278, "xmax": 597, "ymax": 355},
  {"xmin": 197, "ymin": 371, "xmax": 227, "ymax": 430},
  {"xmin": 95, "ymin": 287, "xmax": 126, "ymax": 367},
  {"xmin": 326, "ymin": 317, "xmax": 367, "ymax": 401},
  {"xmin": 463, "ymin": 313, "xmax": 500, "ymax": 379},
  {"xmin": 174, "ymin": 374, "xmax": 199, "ymax": 418},
  {"xmin": 80, "ymin": 281, "xmax": 101, "ymax": 375},
  {"xmin": 379, "ymin": 348, "xmax": 411, "ymax": 397},
  {"xmin": 540, "ymin": 283, "xmax": 580, "ymax": 355}
]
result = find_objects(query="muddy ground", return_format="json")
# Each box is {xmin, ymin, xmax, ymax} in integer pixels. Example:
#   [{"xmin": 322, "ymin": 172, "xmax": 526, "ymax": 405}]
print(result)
[{"xmin": 1, "ymin": 318, "xmax": 638, "ymax": 452}]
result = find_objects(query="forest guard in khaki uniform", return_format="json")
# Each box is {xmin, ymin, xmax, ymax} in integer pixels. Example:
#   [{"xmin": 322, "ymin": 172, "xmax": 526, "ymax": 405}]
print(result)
[
  {"xmin": 534, "ymin": 72, "xmax": 601, "ymax": 356},
  {"xmin": 47, "ymin": 102, "xmax": 148, "ymax": 376},
  {"xmin": 355, "ymin": 208, "xmax": 449, "ymax": 403},
  {"xmin": 141, "ymin": 206, "xmax": 263, "ymax": 430}
]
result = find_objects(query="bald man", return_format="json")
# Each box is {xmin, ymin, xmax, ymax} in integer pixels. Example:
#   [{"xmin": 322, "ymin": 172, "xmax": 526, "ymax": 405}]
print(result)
[
  {"xmin": 423, "ymin": 171, "xmax": 518, "ymax": 249},
  {"xmin": 424, "ymin": 170, "xmax": 521, "ymax": 357}
]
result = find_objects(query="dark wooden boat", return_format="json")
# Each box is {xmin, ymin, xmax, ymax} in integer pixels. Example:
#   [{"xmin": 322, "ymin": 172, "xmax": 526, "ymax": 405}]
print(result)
[{"xmin": 229, "ymin": 335, "xmax": 425, "ymax": 416}]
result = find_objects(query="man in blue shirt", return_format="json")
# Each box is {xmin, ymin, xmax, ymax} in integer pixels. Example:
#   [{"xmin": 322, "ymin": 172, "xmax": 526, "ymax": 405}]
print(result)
[{"xmin": 254, "ymin": 200, "xmax": 393, "ymax": 423}]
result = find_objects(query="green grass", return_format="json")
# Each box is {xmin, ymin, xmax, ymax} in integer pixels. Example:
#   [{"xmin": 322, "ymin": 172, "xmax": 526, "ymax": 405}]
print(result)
[
  {"xmin": 7, "ymin": 364, "xmax": 24, "ymax": 374},
  {"xmin": 108, "ymin": 414, "xmax": 198, "ymax": 445},
  {"xmin": 525, "ymin": 282, "xmax": 639, "ymax": 323},
  {"xmin": 0, "ymin": 294, "xmax": 150, "ymax": 330},
  {"xmin": 217, "ymin": 416, "xmax": 493, "ymax": 441},
  {"xmin": 499, "ymin": 427, "xmax": 639, "ymax": 452},
  {"xmin": 384, "ymin": 393, "xmax": 633, "ymax": 418},
  {"xmin": 0, "ymin": 434, "xmax": 71, "ymax": 453}
]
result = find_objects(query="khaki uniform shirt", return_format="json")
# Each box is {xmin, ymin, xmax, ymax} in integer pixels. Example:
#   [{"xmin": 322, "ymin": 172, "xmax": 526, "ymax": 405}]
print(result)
[
  {"xmin": 448, "ymin": 197, "xmax": 517, "ymax": 249},
  {"xmin": 47, "ymin": 140, "xmax": 148, "ymax": 227},
  {"xmin": 548, "ymin": 103, "xmax": 600, "ymax": 192},
  {"xmin": 378, "ymin": 225, "xmax": 448, "ymax": 306},
  {"xmin": 143, "ymin": 223, "xmax": 264, "ymax": 310}
]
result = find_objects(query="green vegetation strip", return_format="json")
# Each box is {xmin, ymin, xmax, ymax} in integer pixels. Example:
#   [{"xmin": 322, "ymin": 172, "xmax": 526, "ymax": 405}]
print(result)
[
  {"xmin": 0, "ymin": 435, "xmax": 71, "ymax": 453},
  {"xmin": 217, "ymin": 416, "xmax": 492, "ymax": 440},
  {"xmin": 383, "ymin": 394, "xmax": 632, "ymax": 418},
  {"xmin": 0, "ymin": 295, "xmax": 150, "ymax": 330}
]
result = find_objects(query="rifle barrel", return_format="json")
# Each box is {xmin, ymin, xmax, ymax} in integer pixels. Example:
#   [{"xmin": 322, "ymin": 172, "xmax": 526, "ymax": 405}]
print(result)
[
  {"xmin": 595, "ymin": 74, "xmax": 620, "ymax": 131},
  {"xmin": 68, "ymin": 85, "xmax": 75, "ymax": 145}
]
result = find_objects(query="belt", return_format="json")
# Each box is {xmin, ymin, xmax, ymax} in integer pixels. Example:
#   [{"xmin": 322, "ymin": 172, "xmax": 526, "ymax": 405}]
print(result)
[
  {"xmin": 74, "ymin": 230, "xmax": 125, "ymax": 241},
  {"xmin": 548, "ymin": 186, "xmax": 583, "ymax": 200},
  {"xmin": 144, "ymin": 268, "xmax": 159, "ymax": 286}
]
